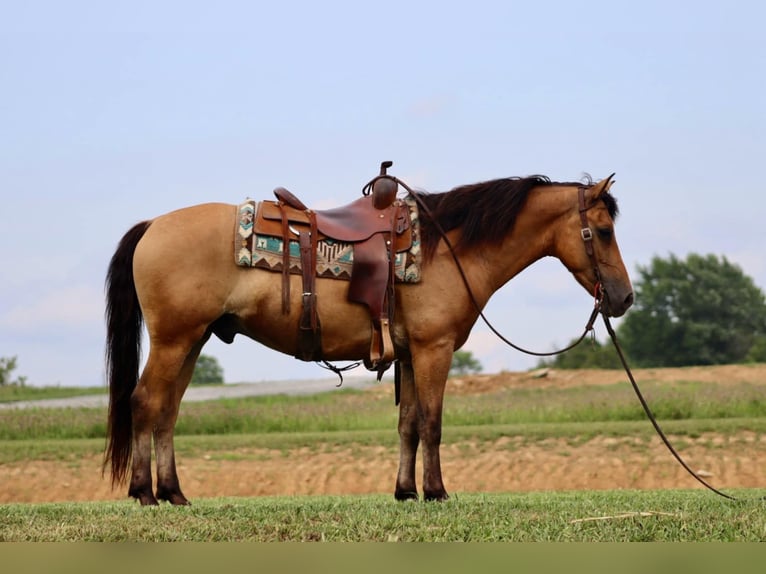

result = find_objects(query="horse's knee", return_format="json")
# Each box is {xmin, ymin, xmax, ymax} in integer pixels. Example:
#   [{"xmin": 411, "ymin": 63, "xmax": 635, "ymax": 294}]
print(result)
[{"xmin": 418, "ymin": 417, "xmax": 443, "ymax": 447}]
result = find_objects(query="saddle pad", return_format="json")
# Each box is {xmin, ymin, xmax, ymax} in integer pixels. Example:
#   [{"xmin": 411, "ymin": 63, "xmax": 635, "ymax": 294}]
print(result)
[{"xmin": 235, "ymin": 195, "xmax": 422, "ymax": 283}]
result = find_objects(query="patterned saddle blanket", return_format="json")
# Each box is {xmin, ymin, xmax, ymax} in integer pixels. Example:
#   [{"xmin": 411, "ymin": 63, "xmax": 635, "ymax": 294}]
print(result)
[{"xmin": 234, "ymin": 195, "xmax": 422, "ymax": 284}]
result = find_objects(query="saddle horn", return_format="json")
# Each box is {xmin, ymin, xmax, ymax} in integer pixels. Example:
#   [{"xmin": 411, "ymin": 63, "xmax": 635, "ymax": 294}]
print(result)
[{"xmin": 364, "ymin": 160, "xmax": 398, "ymax": 210}]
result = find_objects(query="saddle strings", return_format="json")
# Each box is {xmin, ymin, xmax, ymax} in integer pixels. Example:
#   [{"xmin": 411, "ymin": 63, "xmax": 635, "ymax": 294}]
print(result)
[{"xmin": 317, "ymin": 359, "xmax": 363, "ymax": 387}]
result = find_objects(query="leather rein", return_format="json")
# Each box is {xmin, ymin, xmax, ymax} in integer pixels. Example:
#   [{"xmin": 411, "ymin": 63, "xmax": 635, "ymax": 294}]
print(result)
[{"xmin": 390, "ymin": 175, "xmax": 738, "ymax": 501}]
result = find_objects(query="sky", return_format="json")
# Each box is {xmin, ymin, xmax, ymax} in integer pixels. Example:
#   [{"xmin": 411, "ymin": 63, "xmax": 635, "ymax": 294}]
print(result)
[{"xmin": 1, "ymin": 0, "xmax": 764, "ymax": 387}]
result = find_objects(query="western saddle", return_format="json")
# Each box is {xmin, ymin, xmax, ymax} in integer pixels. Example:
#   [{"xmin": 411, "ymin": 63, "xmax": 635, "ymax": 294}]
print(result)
[{"xmin": 252, "ymin": 161, "xmax": 412, "ymax": 377}]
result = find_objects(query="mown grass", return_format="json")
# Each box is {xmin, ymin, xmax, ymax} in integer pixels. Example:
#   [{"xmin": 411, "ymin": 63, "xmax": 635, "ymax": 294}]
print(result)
[
  {"xmin": 2, "ymin": 489, "xmax": 766, "ymax": 541},
  {"xmin": 2, "ymin": 379, "xmax": 765, "ymax": 441}
]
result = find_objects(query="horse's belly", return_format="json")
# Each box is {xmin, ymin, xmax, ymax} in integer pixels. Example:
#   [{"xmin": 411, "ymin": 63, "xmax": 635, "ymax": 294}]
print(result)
[{"xmin": 229, "ymin": 272, "xmax": 378, "ymax": 360}]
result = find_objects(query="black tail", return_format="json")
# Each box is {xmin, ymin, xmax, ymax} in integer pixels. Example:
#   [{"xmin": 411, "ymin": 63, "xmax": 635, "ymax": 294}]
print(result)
[{"xmin": 103, "ymin": 220, "xmax": 152, "ymax": 487}]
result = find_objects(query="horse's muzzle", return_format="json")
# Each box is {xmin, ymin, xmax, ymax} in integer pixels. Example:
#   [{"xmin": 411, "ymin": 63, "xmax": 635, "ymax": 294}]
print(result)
[{"xmin": 605, "ymin": 289, "xmax": 634, "ymax": 318}]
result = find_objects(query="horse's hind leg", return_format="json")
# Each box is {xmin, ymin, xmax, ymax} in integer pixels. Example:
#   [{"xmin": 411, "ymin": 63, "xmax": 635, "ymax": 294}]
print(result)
[
  {"xmin": 128, "ymin": 334, "xmax": 204, "ymax": 506},
  {"xmin": 395, "ymin": 360, "xmax": 420, "ymax": 501},
  {"xmin": 128, "ymin": 375, "xmax": 158, "ymax": 505},
  {"xmin": 153, "ymin": 335, "xmax": 210, "ymax": 505}
]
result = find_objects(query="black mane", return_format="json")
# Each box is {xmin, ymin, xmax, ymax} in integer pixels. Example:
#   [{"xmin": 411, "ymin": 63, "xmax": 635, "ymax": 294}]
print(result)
[{"xmin": 414, "ymin": 175, "xmax": 618, "ymax": 261}]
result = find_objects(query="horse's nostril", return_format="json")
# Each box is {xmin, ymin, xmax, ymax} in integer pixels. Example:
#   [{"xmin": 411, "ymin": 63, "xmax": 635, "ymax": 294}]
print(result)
[{"xmin": 625, "ymin": 292, "xmax": 635, "ymax": 308}]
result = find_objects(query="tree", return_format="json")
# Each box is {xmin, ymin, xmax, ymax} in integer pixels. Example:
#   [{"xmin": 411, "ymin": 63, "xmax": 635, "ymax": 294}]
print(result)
[
  {"xmin": 0, "ymin": 356, "xmax": 27, "ymax": 387},
  {"xmin": 450, "ymin": 350, "xmax": 482, "ymax": 376},
  {"xmin": 537, "ymin": 338, "xmax": 622, "ymax": 369},
  {"xmin": 617, "ymin": 253, "xmax": 766, "ymax": 367},
  {"xmin": 191, "ymin": 354, "xmax": 225, "ymax": 385},
  {"xmin": 746, "ymin": 336, "xmax": 766, "ymax": 363}
]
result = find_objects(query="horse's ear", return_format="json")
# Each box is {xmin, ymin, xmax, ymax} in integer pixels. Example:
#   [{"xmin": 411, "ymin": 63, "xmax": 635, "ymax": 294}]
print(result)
[{"xmin": 590, "ymin": 173, "xmax": 616, "ymax": 200}]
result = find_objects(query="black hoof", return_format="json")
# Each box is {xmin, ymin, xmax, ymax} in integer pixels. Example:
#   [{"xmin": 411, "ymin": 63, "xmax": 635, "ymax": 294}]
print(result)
[
  {"xmin": 130, "ymin": 490, "xmax": 159, "ymax": 506},
  {"xmin": 157, "ymin": 490, "xmax": 191, "ymax": 506},
  {"xmin": 424, "ymin": 490, "xmax": 449, "ymax": 502},
  {"xmin": 395, "ymin": 489, "xmax": 419, "ymax": 501}
]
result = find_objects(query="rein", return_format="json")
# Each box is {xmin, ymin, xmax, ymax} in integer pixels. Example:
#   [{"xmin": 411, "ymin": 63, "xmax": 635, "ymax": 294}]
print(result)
[
  {"xmin": 388, "ymin": 175, "xmax": 739, "ymax": 501},
  {"xmin": 602, "ymin": 314, "xmax": 737, "ymax": 500}
]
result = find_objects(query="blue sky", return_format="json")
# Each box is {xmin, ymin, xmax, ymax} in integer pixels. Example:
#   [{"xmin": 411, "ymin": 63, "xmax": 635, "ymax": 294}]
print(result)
[{"xmin": 1, "ymin": 1, "xmax": 764, "ymax": 386}]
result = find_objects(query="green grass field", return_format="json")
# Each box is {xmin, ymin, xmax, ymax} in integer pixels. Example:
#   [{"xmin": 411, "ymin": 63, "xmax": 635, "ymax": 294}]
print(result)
[
  {"xmin": 2, "ymin": 369, "xmax": 765, "ymax": 541},
  {"xmin": 3, "ymin": 376, "xmax": 766, "ymax": 441},
  {"xmin": 2, "ymin": 489, "xmax": 766, "ymax": 541}
]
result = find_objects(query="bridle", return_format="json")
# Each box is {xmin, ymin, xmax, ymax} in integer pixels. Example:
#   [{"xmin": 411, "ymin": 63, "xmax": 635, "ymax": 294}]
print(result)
[
  {"xmin": 578, "ymin": 185, "xmax": 605, "ymax": 300},
  {"xmin": 394, "ymin": 174, "xmax": 739, "ymax": 501}
]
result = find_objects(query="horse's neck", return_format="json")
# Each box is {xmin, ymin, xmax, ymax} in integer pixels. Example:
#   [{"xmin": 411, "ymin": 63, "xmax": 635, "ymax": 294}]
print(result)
[{"xmin": 481, "ymin": 186, "xmax": 570, "ymax": 292}]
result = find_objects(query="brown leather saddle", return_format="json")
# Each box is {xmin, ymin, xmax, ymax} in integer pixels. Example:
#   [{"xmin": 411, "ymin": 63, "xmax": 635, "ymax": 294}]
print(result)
[{"xmin": 252, "ymin": 162, "xmax": 412, "ymax": 377}]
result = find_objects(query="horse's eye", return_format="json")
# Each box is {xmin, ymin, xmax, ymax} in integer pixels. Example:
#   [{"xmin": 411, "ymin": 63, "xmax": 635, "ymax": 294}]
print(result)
[{"xmin": 597, "ymin": 227, "xmax": 613, "ymax": 240}]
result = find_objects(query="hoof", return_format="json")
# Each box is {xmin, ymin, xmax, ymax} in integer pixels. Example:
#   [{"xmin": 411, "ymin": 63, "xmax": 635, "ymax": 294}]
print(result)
[
  {"xmin": 130, "ymin": 491, "xmax": 159, "ymax": 506},
  {"xmin": 395, "ymin": 489, "xmax": 419, "ymax": 501},
  {"xmin": 157, "ymin": 488, "xmax": 191, "ymax": 506},
  {"xmin": 424, "ymin": 490, "xmax": 450, "ymax": 502}
]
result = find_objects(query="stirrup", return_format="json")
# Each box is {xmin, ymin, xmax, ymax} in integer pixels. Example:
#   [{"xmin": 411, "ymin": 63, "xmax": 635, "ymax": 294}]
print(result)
[{"xmin": 365, "ymin": 319, "xmax": 395, "ymax": 379}]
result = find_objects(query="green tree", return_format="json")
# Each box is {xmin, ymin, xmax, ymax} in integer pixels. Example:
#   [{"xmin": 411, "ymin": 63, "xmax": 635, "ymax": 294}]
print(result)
[
  {"xmin": 191, "ymin": 354, "xmax": 225, "ymax": 385},
  {"xmin": 537, "ymin": 338, "xmax": 622, "ymax": 369},
  {"xmin": 746, "ymin": 336, "xmax": 766, "ymax": 363},
  {"xmin": 618, "ymin": 253, "xmax": 766, "ymax": 367},
  {"xmin": 450, "ymin": 350, "xmax": 483, "ymax": 376},
  {"xmin": 0, "ymin": 356, "xmax": 27, "ymax": 387}
]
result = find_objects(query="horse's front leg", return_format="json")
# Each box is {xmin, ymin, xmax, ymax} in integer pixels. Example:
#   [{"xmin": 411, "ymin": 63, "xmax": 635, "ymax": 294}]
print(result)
[
  {"xmin": 395, "ymin": 360, "xmax": 419, "ymax": 500},
  {"xmin": 411, "ymin": 343, "xmax": 452, "ymax": 501}
]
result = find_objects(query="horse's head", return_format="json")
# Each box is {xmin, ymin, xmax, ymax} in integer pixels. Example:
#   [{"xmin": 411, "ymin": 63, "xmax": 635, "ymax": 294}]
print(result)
[{"xmin": 555, "ymin": 175, "xmax": 634, "ymax": 317}]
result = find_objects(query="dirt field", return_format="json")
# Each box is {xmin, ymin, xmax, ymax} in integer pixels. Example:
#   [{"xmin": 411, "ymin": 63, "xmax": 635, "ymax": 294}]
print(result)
[{"xmin": 4, "ymin": 365, "xmax": 766, "ymax": 504}]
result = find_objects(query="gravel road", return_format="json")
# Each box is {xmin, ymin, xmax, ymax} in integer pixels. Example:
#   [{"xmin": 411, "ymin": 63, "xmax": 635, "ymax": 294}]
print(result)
[{"xmin": 0, "ymin": 376, "xmax": 381, "ymax": 410}]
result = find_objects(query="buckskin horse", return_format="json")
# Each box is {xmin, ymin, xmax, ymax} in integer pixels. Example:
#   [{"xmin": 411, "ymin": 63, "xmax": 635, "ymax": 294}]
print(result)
[{"xmin": 103, "ymin": 165, "xmax": 633, "ymax": 505}]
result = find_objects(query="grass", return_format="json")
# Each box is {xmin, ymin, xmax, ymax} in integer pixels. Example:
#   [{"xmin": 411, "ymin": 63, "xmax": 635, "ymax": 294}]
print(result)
[
  {"xmin": 3, "ymin": 369, "xmax": 766, "ymax": 542},
  {"xmin": 0, "ymin": 383, "xmax": 105, "ymax": 403},
  {"xmin": 2, "ymin": 417, "xmax": 765, "ymax": 465},
  {"xmin": 2, "ymin": 489, "xmax": 766, "ymax": 541},
  {"xmin": 443, "ymin": 379, "xmax": 766, "ymax": 424},
  {"xmin": 2, "ymin": 379, "xmax": 766, "ymax": 441}
]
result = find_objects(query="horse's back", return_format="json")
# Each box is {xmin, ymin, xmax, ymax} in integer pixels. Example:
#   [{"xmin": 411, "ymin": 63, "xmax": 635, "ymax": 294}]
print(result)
[{"xmin": 147, "ymin": 202, "xmax": 237, "ymax": 245}]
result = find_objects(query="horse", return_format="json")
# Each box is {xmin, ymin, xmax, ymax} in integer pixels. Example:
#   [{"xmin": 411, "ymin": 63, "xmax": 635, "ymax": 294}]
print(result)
[{"xmin": 103, "ymin": 170, "xmax": 634, "ymax": 505}]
